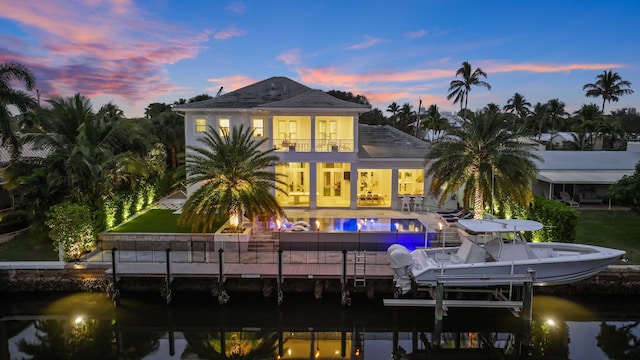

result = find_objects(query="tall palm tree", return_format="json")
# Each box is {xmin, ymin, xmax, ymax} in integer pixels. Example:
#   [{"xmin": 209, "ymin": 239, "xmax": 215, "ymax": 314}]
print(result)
[
  {"xmin": 583, "ymin": 70, "xmax": 634, "ymax": 113},
  {"xmin": 447, "ymin": 61, "xmax": 491, "ymax": 112},
  {"xmin": 179, "ymin": 124, "xmax": 285, "ymax": 233},
  {"xmin": 0, "ymin": 62, "xmax": 38, "ymax": 158},
  {"xmin": 424, "ymin": 113, "xmax": 541, "ymax": 219},
  {"xmin": 503, "ymin": 92, "xmax": 531, "ymax": 127}
]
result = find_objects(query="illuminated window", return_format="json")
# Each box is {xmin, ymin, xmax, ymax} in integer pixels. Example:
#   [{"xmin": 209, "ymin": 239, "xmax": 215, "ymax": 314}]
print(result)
[
  {"xmin": 195, "ymin": 118, "xmax": 206, "ymax": 133},
  {"xmin": 219, "ymin": 118, "xmax": 230, "ymax": 136},
  {"xmin": 252, "ymin": 118, "xmax": 264, "ymax": 137}
]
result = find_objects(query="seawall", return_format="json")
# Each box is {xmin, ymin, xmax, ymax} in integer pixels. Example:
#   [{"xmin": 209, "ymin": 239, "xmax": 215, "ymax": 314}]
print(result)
[{"xmin": 1, "ymin": 263, "xmax": 639, "ymax": 298}]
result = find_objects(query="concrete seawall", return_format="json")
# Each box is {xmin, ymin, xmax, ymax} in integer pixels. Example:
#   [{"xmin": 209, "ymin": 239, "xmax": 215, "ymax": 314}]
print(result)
[{"xmin": 1, "ymin": 263, "xmax": 639, "ymax": 298}]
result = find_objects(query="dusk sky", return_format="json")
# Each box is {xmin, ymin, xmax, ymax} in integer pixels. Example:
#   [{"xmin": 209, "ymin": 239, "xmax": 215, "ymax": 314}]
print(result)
[{"xmin": 1, "ymin": 0, "xmax": 639, "ymax": 118}]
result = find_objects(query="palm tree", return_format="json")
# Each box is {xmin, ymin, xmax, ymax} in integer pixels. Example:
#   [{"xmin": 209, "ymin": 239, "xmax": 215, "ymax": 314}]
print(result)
[
  {"xmin": 396, "ymin": 102, "xmax": 414, "ymax": 133},
  {"xmin": 583, "ymin": 70, "xmax": 634, "ymax": 113},
  {"xmin": 545, "ymin": 99, "xmax": 568, "ymax": 149},
  {"xmin": 421, "ymin": 104, "xmax": 449, "ymax": 142},
  {"xmin": 179, "ymin": 124, "xmax": 285, "ymax": 233},
  {"xmin": 571, "ymin": 104, "xmax": 602, "ymax": 149},
  {"xmin": 503, "ymin": 92, "xmax": 531, "ymax": 127},
  {"xmin": 424, "ymin": 113, "xmax": 541, "ymax": 219},
  {"xmin": 386, "ymin": 102, "xmax": 400, "ymax": 126},
  {"xmin": 447, "ymin": 61, "xmax": 491, "ymax": 112},
  {"xmin": 0, "ymin": 62, "xmax": 38, "ymax": 158}
]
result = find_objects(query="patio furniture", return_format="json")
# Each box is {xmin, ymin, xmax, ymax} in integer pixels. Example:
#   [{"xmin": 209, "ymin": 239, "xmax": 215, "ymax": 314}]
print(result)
[
  {"xmin": 560, "ymin": 192, "xmax": 580, "ymax": 207},
  {"xmin": 413, "ymin": 195, "xmax": 424, "ymax": 212},
  {"xmin": 400, "ymin": 195, "xmax": 412, "ymax": 212}
]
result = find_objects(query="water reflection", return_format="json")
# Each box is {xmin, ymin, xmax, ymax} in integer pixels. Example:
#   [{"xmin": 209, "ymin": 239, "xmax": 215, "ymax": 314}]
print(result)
[{"xmin": 0, "ymin": 292, "xmax": 639, "ymax": 359}]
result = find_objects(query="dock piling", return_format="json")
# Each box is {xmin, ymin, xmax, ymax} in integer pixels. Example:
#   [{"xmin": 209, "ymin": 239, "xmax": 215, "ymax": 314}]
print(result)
[
  {"xmin": 110, "ymin": 247, "xmax": 120, "ymax": 306},
  {"xmin": 277, "ymin": 248, "xmax": 283, "ymax": 305},
  {"xmin": 164, "ymin": 248, "xmax": 172, "ymax": 304},
  {"xmin": 217, "ymin": 248, "xmax": 229, "ymax": 304}
]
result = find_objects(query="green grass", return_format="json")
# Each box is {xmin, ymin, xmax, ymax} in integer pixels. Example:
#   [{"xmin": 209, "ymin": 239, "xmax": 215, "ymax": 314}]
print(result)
[
  {"xmin": 576, "ymin": 210, "xmax": 640, "ymax": 264},
  {"xmin": 109, "ymin": 209, "xmax": 193, "ymax": 233},
  {"xmin": 0, "ymin": 230, "xmax": 57, "ymax": 261}
]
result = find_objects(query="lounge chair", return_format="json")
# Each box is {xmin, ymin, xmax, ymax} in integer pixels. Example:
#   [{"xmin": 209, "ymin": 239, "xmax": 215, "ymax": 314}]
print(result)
[{"xmin": 560, "ymin": 192, "xmax": 579, "ymax": 207}]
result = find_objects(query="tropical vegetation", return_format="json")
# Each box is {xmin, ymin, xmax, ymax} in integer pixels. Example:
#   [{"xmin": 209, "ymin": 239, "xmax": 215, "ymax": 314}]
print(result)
[
  {"xmin": 0, "ymin": 62, "xmax": 37, "ymax": 158},
  {"xmin": 424, "ymin": 112, "xmax": 542, "ymax": 219},
  {"xmin": 583, "ymin": 70, "xmax": 634, "ymax": 113},
  {"xmin": 446, "ymin": 61, "xmax": 492, "ymax": 112},
  {"xmin": 179, "ymin": 124, "xmax": 285, "ymax": 233}
]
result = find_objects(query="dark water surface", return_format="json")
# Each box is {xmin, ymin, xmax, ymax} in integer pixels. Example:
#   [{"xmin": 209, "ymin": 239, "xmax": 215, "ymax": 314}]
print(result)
[{"xmin": 0, "ymin": 291, "xmax": 638, "ymax": 359}]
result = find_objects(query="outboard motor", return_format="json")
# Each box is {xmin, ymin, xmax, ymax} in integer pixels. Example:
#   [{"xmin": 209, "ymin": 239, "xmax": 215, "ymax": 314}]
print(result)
[{"xmin": 387, "ymin": 244, "xmax": 413, "ymax": 295}]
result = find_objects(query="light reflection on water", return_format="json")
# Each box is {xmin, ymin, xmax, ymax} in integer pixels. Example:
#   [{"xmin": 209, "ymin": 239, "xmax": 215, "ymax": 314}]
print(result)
[{"xmin": 1, "ymin": 292, "xmax": 639, "ymax": 359}]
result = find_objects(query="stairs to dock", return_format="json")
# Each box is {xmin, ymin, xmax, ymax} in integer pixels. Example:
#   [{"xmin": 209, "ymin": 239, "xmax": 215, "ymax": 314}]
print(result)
[{"xmin": 248, "ymin": 229, "xmax": 278, "ymax": 252}]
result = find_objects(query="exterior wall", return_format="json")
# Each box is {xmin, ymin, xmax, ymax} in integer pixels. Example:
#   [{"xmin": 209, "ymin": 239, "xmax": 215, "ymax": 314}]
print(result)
[{"xmin": 183, "ymin": 107, "xmax": 433, "ymax": 210}]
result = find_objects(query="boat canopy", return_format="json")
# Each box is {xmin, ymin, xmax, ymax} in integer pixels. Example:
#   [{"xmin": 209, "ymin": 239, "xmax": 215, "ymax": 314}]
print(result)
[{"xmin": 457, "ymin": 219, "xmax": 543, "ymax": 233}]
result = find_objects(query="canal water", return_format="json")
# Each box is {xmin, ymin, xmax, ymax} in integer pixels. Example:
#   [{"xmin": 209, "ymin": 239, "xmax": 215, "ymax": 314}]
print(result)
[{"xmin": 0, "ymin": 291, "xmax": 638, "ymax": 359}]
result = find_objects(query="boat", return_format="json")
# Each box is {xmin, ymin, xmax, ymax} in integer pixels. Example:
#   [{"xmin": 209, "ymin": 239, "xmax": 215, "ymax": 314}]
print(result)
[{"xmin": 388, "ymin": 219, "xmax": 626, "ymax": 295}]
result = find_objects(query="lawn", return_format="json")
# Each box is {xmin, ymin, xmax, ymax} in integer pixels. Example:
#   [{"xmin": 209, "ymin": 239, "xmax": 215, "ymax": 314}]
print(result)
[
  {"xmin": 0, "ymin": 230, "xmax": 57, "ymax": 261},
  {"xmin": 575, "ymin": 210, "xmax": 640, "ymax": 264},
  {"xmin": 109, "ymin": 209, "xmax": 193, "ymax": 233}
]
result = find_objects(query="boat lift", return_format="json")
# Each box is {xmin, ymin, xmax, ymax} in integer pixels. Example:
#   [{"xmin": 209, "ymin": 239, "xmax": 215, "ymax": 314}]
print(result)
[{"xmin": 384, "ymin": 270, "xmax": 535, "ymax": 349}]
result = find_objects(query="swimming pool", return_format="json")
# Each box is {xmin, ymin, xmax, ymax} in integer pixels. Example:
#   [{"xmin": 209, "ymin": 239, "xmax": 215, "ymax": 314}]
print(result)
[{"xmin": 277, "ymin": 217, "xmax": 430, "ymax": 251}]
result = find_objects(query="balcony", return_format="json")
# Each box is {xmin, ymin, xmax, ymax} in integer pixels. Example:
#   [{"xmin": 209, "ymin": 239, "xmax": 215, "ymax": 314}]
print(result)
[
  {"xmin": 314, "ymin": 139, "xmax": 354, "ymax": 152},
  {"xmin": 273, "ymin": 138, "xmax": 354, "ymax": 152}
]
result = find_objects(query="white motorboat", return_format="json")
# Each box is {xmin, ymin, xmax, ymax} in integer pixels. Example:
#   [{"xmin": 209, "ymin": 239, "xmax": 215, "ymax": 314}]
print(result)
[{"xmin": 389, "ymin": 219, "xmax": 626, "ymax": 294}]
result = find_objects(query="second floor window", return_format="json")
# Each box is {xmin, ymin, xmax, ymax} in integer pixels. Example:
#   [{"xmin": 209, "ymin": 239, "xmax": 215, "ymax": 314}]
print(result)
[
  {"xmin": 252, "ymin": 118, "xmax": 264, "ymax": 137},
  {"xmin": 195, "ymin": 118, "xmax": 207, "ymax": 133},
  {"xmin": 219, "ymin": 118, "xmax": 230, "ymax": 136}
]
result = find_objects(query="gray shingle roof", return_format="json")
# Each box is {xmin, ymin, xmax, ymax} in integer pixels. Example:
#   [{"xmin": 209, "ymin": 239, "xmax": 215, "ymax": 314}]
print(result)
[
  {"xmin": 174, "ymin": 76, "xmax": 370, "ymax": 111},
  {"xmin": 358, "ymin": 124, "xmax": 429, "ymax": 159},
  {"xmin": 257, "ymin": 89, "xmax": 370, "ymax": 110}
]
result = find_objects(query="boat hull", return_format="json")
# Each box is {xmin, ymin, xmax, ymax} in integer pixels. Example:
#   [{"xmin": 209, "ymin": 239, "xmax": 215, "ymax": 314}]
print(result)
[{"xmin": 409, "ymin": 243, "xmax": 625, "ymax": 287}]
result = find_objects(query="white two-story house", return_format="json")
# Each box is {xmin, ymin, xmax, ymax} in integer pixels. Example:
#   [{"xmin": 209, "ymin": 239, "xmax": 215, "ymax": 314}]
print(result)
[{"xmin": 174, "ymin": 76, "xmax": 432, "ymax": 210}]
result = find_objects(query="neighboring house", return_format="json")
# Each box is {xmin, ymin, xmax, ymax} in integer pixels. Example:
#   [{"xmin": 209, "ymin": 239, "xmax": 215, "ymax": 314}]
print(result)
[
  {"xmin": 532, "ymin": 142, "xmax": 640, "ymax": 205},
  {"xmin": 173, "ymin": 76, "xmax": 432, "ymax": 210}
]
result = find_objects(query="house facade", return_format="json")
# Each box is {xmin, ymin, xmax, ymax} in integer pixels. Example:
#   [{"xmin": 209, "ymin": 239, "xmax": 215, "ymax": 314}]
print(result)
[{"xmin": 174, "ymin": 76, "xmax": 434, "ymax": 210}]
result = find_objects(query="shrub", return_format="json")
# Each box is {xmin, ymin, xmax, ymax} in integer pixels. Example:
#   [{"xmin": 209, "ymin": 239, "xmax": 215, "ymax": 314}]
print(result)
[
  {"xmin": 528, "ymin": 196, "xmax": 579, "ymax": 242},
  {"xmin": 45, "ymin": 202, "xmax": 96, "ymax": 261}
]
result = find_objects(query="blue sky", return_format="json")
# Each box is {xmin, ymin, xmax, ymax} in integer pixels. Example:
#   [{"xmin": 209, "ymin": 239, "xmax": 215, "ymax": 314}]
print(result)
[{"xmin": 1, "ymin": 0, "xmax": 638, "ymax": 118}]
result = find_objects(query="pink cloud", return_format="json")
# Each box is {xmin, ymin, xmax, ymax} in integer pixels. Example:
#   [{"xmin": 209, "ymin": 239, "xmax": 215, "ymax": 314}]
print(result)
[
  {"xmin": 403, "ymin": 30, "xmax": 426, "ymax": 39},
  {"xmin": 206, "ymin": 75, "xmax": 257, "ymax": 93},
  {"xmin": 214, "ymin": 27, "xmax": 247, "ymax": 40},
  {"xmin": 0, "ymin": 1, "xmax": 211, "ymax": 116},
  {"xmin": 482, "ymin": 61, "xmax": 623, "ymax": 74},
  {"xmin": 277, "ymin": 49, "xmax": 302, "ymax": 65},
  {"xmin": 348, "ymin": 35, "xmax": 383, "ymax": 50}
]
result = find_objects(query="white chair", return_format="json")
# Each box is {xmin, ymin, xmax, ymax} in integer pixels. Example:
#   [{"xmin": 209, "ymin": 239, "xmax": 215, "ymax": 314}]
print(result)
[
  {"xmin": 413, "ymin": 195, "xmax": 424, "ymax": 212},
  {"xmin": 400, "ymin": 195, "xmax": 412, "ymax": 212}
]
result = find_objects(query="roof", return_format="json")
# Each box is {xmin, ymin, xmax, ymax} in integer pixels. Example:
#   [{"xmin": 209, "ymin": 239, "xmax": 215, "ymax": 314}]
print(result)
[
  {"xmin": 357, "ymin": 124, "xmax": 429, "ymax": 159},
  {"xmin": 534, "ymin": 150, "xmax": 640, "ymax": 171},
  {"xmin": 0, "ymin": 140, "xmax": 50, "ymax": 165},
  {"xmin": 256, "ymin": 89, "xmax": 369, "ymax": 110},
  {"xmin": 457, "ymin": 219, "xmax": 544, "ymax": 233},
  {"xmin": 174, "ymin": 76, "xmax": 369, "ymax": 111},
  {"xmin": 537, "ymin": 170, "xmax": 634, "ymax": 184},
  {"xmin": 533, "ymin": 150, "xmax": 640, "ymax": 184}
]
